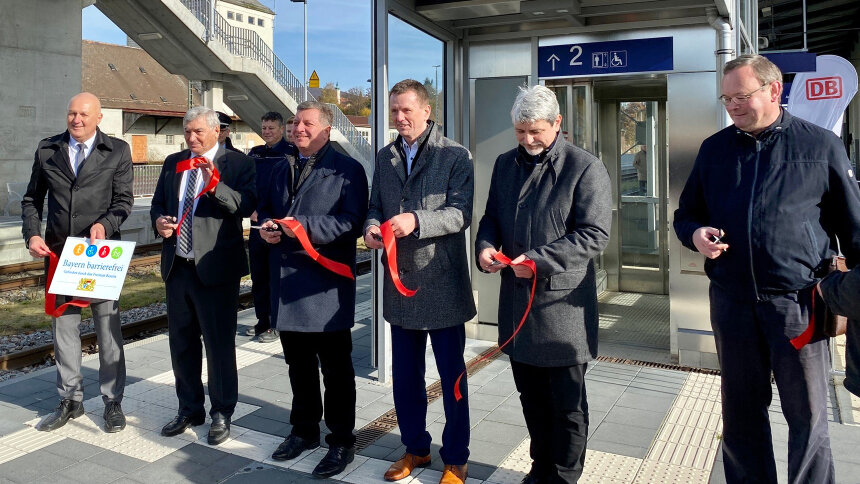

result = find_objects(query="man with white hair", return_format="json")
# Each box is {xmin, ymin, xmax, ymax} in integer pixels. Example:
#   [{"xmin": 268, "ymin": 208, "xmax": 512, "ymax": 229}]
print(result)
[
  {"xmin": 150, "ymin": 106, "xmax": 256, "ymax": 445},
  {"xmin": 475, "ymin": 85, "xmax": 612, "ymax": 484}
]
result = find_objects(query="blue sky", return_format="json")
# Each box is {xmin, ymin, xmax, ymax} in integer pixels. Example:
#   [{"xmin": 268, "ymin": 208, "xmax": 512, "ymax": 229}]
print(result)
[{"xmin": 81, "ymin": 1, "xmax": 444, "ymax": 92}]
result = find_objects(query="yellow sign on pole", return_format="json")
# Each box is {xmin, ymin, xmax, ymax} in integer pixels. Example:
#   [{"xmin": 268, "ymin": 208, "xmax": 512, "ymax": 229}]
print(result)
[{"xmin": 308, "ymin": 70, "xmax": 320, "ymax": 89}]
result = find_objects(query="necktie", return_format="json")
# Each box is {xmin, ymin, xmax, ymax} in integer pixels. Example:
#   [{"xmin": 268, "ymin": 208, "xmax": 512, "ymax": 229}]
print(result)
[
  {"xmin": 178, "ymin": 169, "xmax": 199, "ymax": 255},
  {"xmin": 74, "ymin": 143, "xmax": 86, "ymax": 175}
]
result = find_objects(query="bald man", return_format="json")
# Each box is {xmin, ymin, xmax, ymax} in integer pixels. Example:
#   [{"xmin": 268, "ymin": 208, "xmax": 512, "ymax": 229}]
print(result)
[{"xmin": 22, "ymin": 92, "xmax": 134, "ymax": 433}]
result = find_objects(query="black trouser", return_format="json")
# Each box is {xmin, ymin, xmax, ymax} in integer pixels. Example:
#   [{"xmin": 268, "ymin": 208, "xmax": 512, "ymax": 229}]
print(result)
[
  {"xmin": 280, "ymin": 329, "xmax": 356, "ymax": 447},
  {"xmin": 710, "ymin": 283, "xmax": 834, "ymax": 484},
  {"xmin": 248, "ymin": 230, "xmax": 271, "ymax": 333},
  {"xmin": 166, "ymin": 259, "xmax": 239, "ymax": 419},
  {"xmin": 511, "ymin": 360, "xmax": 588, "ymax": 484}
]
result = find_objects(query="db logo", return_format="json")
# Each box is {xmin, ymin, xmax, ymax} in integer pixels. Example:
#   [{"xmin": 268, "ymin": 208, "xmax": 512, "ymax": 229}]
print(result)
[
  {"xmin": 73, "ymin": 244, "xmax": 85, "ymax": 256},
  {"xmin": 806, "ymin": 76, "xmax": 842, "ymax": 100},
  {"xmin": 98, "ymin": 245, "xmax": 111, "ymax": 258}
]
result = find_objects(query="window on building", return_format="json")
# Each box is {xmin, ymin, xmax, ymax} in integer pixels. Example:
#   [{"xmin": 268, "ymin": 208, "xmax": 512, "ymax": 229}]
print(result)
[
  {"xmin": 166, "ymin": 135, "xmax": 174, "ymax": 144},
  {"xmin": 257, "ymin": 18, "xmax": 264, "ymax": 27},
  {"xmin": 248, "ymin": 16, "xmax": 254, "ymax": 24},
  {"xmin": 160, "ymin": 96, "xmax": 167, "ymax": 102},
  {"xmin": 108, "ymin": 63, "xmax": 117, "ymax": 71},
  {"xmin": 236, "ymin": 13, "xmax": 243, "ymax": 21},
  {"xmin": 129, "ymin": 93, "xmax": 137, "ymax": 100},
  {"xmin": 139, "ymin": 66, "xmax": 147, "ymax": 74},
  {"xmin": 227, "ymin": 11, "xmax": 233, "ymax": 19}
]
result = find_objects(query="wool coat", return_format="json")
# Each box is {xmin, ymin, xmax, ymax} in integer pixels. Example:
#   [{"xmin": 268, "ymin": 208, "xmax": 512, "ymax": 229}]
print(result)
[
  {"xmin": 475, "ymin": 138, "xmax": 612, "ymax": 367},
  {"xmin": 22, "ymin": 129, "xmax": 133, "ymax": 252},
  {"xmin": 258, "ymin": 142, "xmax": 368, "ymax": 333},
  {"xmin": 365, "ymin": 122, "xmax": 477, "ymax": 330}
]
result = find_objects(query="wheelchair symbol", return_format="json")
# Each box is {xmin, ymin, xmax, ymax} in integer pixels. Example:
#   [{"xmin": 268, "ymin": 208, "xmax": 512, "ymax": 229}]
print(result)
[{"xmin": 610, "ymin": 51, "xmax": 627, "ymax": 68}]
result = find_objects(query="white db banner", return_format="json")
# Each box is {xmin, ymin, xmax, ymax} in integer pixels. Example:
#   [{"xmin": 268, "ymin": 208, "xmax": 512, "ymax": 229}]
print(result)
[
  {"xmin": 787, "ymin": 55, "xmax": 858, "ymax": 137},
  {"xmin": 48, "ymin": 237, "xmax": 136, "ymax": 301}
]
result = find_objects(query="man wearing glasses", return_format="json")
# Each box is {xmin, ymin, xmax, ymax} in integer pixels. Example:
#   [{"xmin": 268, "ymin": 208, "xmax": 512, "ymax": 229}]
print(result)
[{"xmin": 674, "ymin": 54, "xmax": 860, "ymax": 483}]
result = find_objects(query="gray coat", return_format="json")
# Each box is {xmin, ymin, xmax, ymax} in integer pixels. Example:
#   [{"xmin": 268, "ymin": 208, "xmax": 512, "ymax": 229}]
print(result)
[
  {"xmin": 475, "ymin": 138, "xmax": 612, "ymax": 367},
  {"xmin": 365, "ymin": 122, "xmax": 477, "ymax": 330},
  {"xmin": 819, "ymin": 269, "xmax": 860, "ymax": 397}
]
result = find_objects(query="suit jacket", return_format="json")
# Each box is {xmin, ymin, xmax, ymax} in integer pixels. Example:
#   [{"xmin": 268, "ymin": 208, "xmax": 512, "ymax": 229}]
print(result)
[
  {"xmin": 364, "ymin": 122, "xmax": 477, "ymax": 330},
  {"xmin": 819, "ymin": 269, "xmax": 860, "ymax": 397},
  {"xmin": 257, "ymin": 142, "xmax": 368, "ymax": 332},
  {"xmin": 475, "ymin": 138, "xmax": 612, "ymax": 367},
  {"xmin": 21, "ymin": 129, "xmax": 133, "ymax": 252},
  {"xmin": 150, "ymin": 147, "xmax": 256, "ymax": 287}
]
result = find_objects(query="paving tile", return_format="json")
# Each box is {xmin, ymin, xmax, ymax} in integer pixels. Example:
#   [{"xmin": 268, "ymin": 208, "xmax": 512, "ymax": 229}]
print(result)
[
  {"xmin": 586, "ymin": 439, "xmax": 650, "ymax": 460},
  {"xmin": 40, "ymin": 439, "xmax": 104, "ymax": 461},
  {"xmin": 467, "ymin": 439, "xmax": 516, "ymax": 467},
  {"xmin": 471, "ymin": 420, "xmax": 528, "ymax": 446},
  {"xmin": 84, "ymin": 448, "xmax": 148, "ymax": 473},
  {"xmin": 602, "ymin": 406, "xmax": 668, "ymax": 430},
  {"xmin": 590, "ymin": 421, "xmax": 657, "ymax": 449},
  {"xmin": 0, "ymin": 449, "xmax": 75, "ymax": 483}
]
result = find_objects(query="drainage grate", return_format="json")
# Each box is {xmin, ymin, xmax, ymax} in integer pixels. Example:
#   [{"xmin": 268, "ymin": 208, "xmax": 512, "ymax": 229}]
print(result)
[
  {"xmin": 354, "ymin": 344, "xmax": 502, "ymax": 451},
  {"xmin": 595, "ymin": 355, "xmax": 721, "ymax": 376}
]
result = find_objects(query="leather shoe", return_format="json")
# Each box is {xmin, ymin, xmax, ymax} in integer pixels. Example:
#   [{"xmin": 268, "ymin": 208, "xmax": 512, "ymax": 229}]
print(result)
[
  {"xmin": 161, "ymin": 414, "xmax": 205, "ymax": 436},
  {"xmin": 103, "ymin": 401, "xmax": 126, "ymax": 433},
  {"xmin": 39, "ymin": 399, "xmax": 84, "ymax": 431},
  {"xmin": 208, "ymin": 415, "xmax": 231, "ymax": 445},
  {"xmin": 272, "ymin": 434, "xmax": 320, "ymax": 461},
  {"xmin": 384, "ymin": 452, "xmax": 431, "ymax": 481},
  {"xmin": 312, "ymin": 445, "xmax": 355, "ymax": 478},
  {"xmin": 440, "ymin": 464, "xmax": 468, "ymax": 484}
]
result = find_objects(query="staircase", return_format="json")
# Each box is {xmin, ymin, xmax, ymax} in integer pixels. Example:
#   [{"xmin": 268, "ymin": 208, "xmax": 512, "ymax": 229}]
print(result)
[{"xmin": 94, "ymin": 0, "xmax": 373, "ymax": 177}]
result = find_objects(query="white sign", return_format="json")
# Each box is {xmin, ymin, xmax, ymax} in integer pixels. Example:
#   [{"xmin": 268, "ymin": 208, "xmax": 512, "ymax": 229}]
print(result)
[
  {"xmin": 48, "ymin": 237, "xmax": 136, "ymax": 301},
  {"xmin": 787, "ymin": 55, "xmax": 858, "ymax": 137}
]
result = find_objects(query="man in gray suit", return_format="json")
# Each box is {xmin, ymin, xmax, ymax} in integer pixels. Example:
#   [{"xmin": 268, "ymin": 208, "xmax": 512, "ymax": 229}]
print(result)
[
  {"xmin": 475, "ymin": 85, "xmax": 612, "ymax": 484},
  {"xmin": 364, "ymin": 79, "xmax": 475, "ymax": 484},
  {"xmin": 22, "ymin": 92, "xmax": 133, "ymax": 433},
  {"xmin": 150, "ymin": 106, "xmax": 256, "ymax": 445}
]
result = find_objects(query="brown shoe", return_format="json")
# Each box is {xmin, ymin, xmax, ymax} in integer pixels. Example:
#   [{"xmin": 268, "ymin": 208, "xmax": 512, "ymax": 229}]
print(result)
[
  {"xmin": 439, "ymin": 464, "xmax": 467, "ymax": 484},
  {"xmin": 383, "ymin": 452, "xmax": 431, "ymax": 481}
]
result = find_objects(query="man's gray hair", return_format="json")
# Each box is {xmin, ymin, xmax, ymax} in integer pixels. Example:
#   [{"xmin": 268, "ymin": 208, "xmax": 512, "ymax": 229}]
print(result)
[
  {"xmin": 510, "ymin": 85, "xmax": 560, "ymax": 125},
  {"xmin": 296, "ymin": 101, "xmax": 333, "ymax": 127},
  {"xmin": 724, "ymin": 54, "xmax": 783, "ymax": 85},
  {"xmin": 183, "ymin": 106, "xmax": 219, "ymax": 129}
]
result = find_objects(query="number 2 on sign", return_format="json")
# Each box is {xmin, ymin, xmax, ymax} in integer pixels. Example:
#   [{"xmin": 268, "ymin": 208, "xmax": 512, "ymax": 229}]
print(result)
[{"xmin": 570, "ymin": 45, "xmax": 583, "ymax": 66}]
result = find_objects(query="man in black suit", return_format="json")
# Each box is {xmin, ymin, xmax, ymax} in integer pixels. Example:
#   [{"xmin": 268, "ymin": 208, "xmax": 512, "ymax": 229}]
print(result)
[
  {"xmin": 22, "ymin": 92, "xmax": 133, "ymax": 434},
  {"xmin": 150, "ymin": 106, "xmax": 256, "ymax": 445},
  {"xmin": 259, "ymin": 101, "xmax": 367, "ymax": 478}
]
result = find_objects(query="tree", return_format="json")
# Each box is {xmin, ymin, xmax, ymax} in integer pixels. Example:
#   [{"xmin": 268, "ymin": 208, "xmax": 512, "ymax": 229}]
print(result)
[
  {"xmin": 318, "ymin": 82, "xmax": 339, "ymax": 104},
  {"xmin": 422, "ymin": 77, "xmax": 443, "ymax": 123}
]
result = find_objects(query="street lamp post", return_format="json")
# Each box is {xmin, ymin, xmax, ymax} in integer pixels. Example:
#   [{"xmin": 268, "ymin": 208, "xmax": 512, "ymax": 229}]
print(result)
[
  {"xmin": 290, "ymin": 0, "xmax": 308, "ymax": 101},
  {"xmin": 432, "ymin": 64, "xmax": 440, "ymax": 123}
]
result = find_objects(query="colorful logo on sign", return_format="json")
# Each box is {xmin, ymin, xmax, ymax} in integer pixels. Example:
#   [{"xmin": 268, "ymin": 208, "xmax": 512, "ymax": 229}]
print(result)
[
  {"xmin": 111, "ymin": 247, "xmax": 123, "ymax": 259},
  {"xmin": 76, "ymin": 278, "xmax": 96, "ymax": 291},
  {"xmin": 73, "ymin": 244, "xmax": 86, "ymax": 256},
  {"xmin": 98, "ymin": 246, "xmax": 110, "ymax": 258},
  {"xmin": 806, "ymin": 76, "xmax": 842, "ymax": 100},
  {"xmin": 85, "ymin": 245, "xmax": 97, "ymax": 257}
]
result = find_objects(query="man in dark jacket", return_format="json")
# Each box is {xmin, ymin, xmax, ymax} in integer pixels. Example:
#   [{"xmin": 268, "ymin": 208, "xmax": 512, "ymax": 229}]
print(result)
[
  {"xmin": 22, "ymin": 92, "xmax": 133, "ymax": 434},
  {"xmin": 364, "ymin": 79, "xmax": 476, "ymax": 484},
  {"xmin": 674, "ymin": 54, "xmax": 860, "ymax": 484},
  {"xmin": 217, "ymin": 111, "xmax": 242, "ymax": 153},
  {"xmin": 246, "ymin": 111, "xmax": 294, "ymax": 343},
  {"xmin": 259, "ymin": 101, "xmax": 367, "ymax": 478},
  {"xmin": 475, "ymin": 85, "xmax": 612, "ymax": 484},
  {"xmin": 819, "ymin": 270, "xmax": 860, "ymax": 398}
]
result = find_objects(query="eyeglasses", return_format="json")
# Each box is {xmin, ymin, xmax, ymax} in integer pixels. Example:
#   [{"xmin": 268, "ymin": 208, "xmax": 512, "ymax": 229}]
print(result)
[{"xmin": 719, "ymin": 84, "xmax": 770, "ymax": 106}]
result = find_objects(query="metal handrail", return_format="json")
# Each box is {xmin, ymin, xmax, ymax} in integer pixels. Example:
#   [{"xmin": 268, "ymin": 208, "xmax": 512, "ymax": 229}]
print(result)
[{"xmin": 177, "ymin": 0, "xmax": 372, "ymax": 163}]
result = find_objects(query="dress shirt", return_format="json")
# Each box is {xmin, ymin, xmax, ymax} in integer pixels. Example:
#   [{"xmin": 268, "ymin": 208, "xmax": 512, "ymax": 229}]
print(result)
[
  {"xmin": 67, "ymin": 134, "xmax": 96, "ymax": 176},
  {"xmin": 402, "ymin": 138, "xmax": 419, "ymax": 175},
  {"xmin": 176, "ymin": 144, "xmax": 219, "ymax": 259}
]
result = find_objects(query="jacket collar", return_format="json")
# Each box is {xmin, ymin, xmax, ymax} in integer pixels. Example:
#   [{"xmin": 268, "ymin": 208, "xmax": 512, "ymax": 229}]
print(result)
[{"xmin": 734, "ymin": 108, "xmax": 791, "ymax": 142}]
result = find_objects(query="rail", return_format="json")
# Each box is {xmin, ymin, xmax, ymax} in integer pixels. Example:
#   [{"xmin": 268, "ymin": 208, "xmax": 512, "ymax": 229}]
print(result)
[
  {"xmin": 177, "ymin": 0, "xmax": 373, "ymax": 163},
  {"xmin": 133, "ymin": 164, "xmax": 162, "ymax": 198}
]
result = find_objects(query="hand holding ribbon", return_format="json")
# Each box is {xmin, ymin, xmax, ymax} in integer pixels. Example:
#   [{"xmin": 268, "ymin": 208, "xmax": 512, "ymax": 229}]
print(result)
[
  {"xmin": 379, "ymin": 221, "xmax": 417, "ymax": 297},
  {"xmin": 45, "ymin": 251, "xmax": 90, "ymax": 317},
  {"xmin": 272, "ymin": 217, "xmax": 354, "ymax": 280},
  {"xmin": 454, "ymin": 252, "xmax": 537, "ymax": 402},
  {"xmin": 174, "ymin": 157, "xmax": 221, "ymax": 238}
]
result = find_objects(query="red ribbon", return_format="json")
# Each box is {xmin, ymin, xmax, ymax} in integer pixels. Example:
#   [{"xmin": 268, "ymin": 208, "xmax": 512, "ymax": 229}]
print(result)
[
  {"xmin": 44, "ymin": 251, "xmax": 90, "ymax": 317},
  {"xmin": 273, "ymin": 218, "xmax": 354, "ymax": 280},
  {"xmin": 790, "ymin": 287, "xmax": 816, "ymax": 350},
  {"xmin": 174, "ymin": 157, "xmax": 221, "ymax": 238},
  {"xmin": 379, "ymin": 221, "xmax": 417, "ymax": 297},
  {"xmin": 454, "ymin": 252, "xmax": 537, "ymax": 401}
]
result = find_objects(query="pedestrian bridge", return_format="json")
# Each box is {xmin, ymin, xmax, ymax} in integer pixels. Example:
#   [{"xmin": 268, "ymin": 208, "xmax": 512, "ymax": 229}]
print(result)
[{"xmin": 95, "ymin": 0, "xmax": 373, "ymax": 179}]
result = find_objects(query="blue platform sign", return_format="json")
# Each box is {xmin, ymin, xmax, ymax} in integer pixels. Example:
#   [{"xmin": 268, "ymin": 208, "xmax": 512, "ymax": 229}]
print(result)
[{"xmin": 539, "ymin": 37, "xmax": 673, "ymax": 78}]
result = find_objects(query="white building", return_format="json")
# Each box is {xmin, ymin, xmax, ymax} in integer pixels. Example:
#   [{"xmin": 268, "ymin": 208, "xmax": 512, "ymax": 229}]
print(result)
[{"xmin": 217, "ymin": 0, "xmax": 276, "ymax": 50}]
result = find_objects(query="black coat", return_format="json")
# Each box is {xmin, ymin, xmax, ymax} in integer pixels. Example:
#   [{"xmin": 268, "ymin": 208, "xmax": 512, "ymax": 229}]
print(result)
[
  {"xmin": 22, "ymin": 129, "xmax": 133, "ymax": 252},
  {"xmin": 150, "ymin": 147, "xmax": 256, "ymax": 287},
  {"xmin": 819, "ymin": 270, "xmax": 860, "ymax": 397},
  {"xmin": 257, "ymin": 142, "xmax": 368, "ymax": 332}
]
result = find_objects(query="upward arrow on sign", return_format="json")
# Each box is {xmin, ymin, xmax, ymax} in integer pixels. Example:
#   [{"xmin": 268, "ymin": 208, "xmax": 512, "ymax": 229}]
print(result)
[{"xmin": 547, "ymin": 54, "xmax": 560, "ymax": 71}]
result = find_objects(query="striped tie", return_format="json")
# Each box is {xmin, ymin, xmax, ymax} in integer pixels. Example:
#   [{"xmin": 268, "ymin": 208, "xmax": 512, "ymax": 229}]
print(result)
[{"xmin": 178, "ymin": 169, "xmax": 199, "ymax": 254}]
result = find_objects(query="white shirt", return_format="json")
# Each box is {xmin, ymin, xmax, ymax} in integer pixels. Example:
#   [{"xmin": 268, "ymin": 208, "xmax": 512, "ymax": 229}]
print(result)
[
  {"xmin": 67, "ymin": 134, "xmax": 96, "ymax": 176},
  {"xmin": 176, "ymin": 144, "xmax": 219, "ymax": 259},
  {"xmin": 402, "ymin": 138, "xmax": 419, "ymax": 175}
]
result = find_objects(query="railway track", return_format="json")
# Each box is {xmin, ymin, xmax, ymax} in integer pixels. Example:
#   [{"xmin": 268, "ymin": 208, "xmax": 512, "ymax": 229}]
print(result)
[{"xmin": 0, "ymin": 258, "xmax": 371, "ymax": 371}]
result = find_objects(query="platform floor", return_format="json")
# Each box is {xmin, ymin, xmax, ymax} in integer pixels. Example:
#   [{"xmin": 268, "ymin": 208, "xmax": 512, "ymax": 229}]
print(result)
[{"xmin": 0, "ymin": 274, "xmax": 859, "ymax": 483}]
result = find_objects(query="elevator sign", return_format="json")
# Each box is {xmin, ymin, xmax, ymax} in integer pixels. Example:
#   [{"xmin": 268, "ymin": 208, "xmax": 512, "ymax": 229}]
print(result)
[{"xmin": 539, "ymin": 37, "xmax": 673, "ymax": 78}]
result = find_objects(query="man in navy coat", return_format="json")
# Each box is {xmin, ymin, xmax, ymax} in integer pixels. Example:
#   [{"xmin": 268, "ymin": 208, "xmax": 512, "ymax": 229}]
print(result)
[{"xmin": 258, "ymin": 101, "xmax": 368, "ymax": 478}]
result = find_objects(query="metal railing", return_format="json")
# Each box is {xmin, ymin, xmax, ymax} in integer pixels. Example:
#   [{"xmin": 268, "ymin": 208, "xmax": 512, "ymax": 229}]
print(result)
[
  {"xmin": 177, "ymin": 0, "xmax": 373, "ymax": 163},
  {"xmin": 133, "ymin": 164, "xmax": 162, "ymax": 198}
]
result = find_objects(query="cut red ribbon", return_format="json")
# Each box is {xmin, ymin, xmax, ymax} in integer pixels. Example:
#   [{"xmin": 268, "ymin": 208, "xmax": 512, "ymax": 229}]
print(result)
[
  {"xmin": 273, "ymin": 218, "xmax": 354, "ymax": 280},
  {"xmin": 454, "ymin": 252, "xmax": 537, "ymax": 401},
  {"xmin": 45, "ymin": 251, "xmax": 90, "ymax": 317},
  {"xmin": 379, "ymin": 221, "xmax": 417, "ymax": 297},
  {"xmin": 174, "ymin": 157, "xmax": 221, "ymax": 238},
  {"xmin": 790, "ymin": 286, "xmax": 817, "ymax": 350}
]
